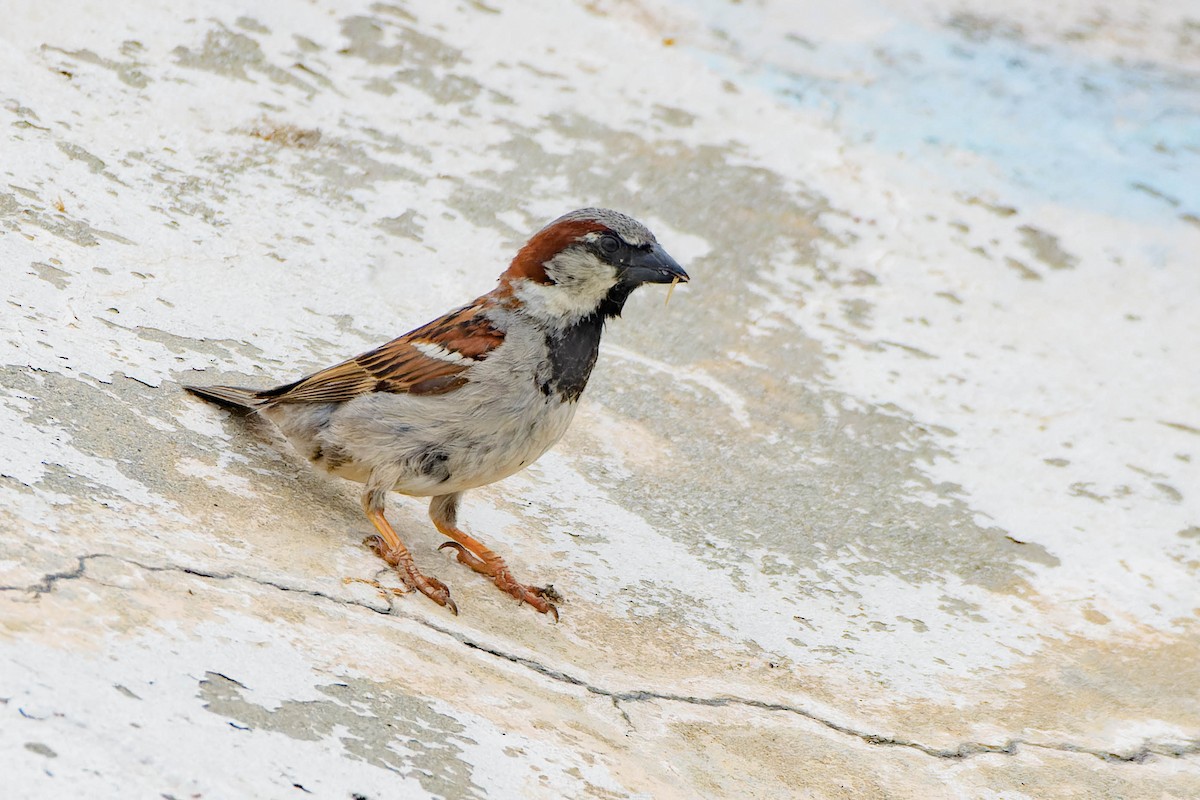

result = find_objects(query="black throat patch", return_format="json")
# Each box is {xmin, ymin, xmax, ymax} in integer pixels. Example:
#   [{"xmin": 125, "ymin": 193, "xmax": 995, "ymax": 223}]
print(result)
[{"xmin": 541, "ymin": 284, "xmax": 633, "ymax": 402}]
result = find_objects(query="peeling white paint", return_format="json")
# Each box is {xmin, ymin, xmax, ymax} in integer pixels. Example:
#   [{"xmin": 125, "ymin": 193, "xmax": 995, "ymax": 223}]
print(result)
[{"xmin": 2, "ymin": 0, "xmax": 1198, "ymax": 797}]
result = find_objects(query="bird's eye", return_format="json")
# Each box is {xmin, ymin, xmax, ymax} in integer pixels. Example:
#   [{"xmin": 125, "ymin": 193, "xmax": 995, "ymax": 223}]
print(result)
[{"xmin": 599, "ymin": 235, "xmax": 620, "ymax": 254}]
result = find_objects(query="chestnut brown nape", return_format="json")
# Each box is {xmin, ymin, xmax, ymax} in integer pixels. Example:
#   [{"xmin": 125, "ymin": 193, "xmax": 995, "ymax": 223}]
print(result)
[{"xmin": 503, "ymin": 218, "xmax": 608, "ymax": 284}]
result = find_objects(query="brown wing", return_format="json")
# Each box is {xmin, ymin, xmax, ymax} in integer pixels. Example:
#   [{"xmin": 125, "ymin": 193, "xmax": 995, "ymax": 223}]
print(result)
[{"xmin": 259, "ymin": 299, "xmax": 504, "ymax": 405}]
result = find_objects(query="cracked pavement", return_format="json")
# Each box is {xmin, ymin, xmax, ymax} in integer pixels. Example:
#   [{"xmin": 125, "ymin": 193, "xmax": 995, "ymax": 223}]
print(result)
[
  {"xmin": 14, "ymin": 552, "xmax": 1189, "ymax": 769},
  {"xmin": 3, "ymin": 0, "xmax": 1199, "ymax": 797}
]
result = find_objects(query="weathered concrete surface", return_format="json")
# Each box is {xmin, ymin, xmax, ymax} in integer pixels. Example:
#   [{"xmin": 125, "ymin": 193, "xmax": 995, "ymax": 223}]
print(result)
[{"xmin": 2, "ymin": 0, "xmax": 1198, "ymax": 797}]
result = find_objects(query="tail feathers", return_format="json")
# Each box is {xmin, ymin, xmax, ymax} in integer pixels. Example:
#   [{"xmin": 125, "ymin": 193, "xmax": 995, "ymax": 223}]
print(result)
[{"xmin": 183, "ymin": 384, "xmax": 268, "ymax": 412}]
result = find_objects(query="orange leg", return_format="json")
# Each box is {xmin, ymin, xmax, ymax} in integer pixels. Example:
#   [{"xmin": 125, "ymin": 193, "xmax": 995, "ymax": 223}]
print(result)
[
  {"xmin": 364, "ymin": 504, "xmax": 457, "ymax": 616},
  {"xmin": 430, "ymin": 493, "xmax": 558, "ymax": 621}
]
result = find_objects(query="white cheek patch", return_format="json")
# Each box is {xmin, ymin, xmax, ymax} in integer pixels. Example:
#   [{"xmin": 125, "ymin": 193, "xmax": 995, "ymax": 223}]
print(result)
[
  {"xmin": 513, "ymin": 275, "xmax": 614, "ymax": 327},
  {"xmin": 413, "ymin": 340, "xmax": 478, "ymax": 364}
]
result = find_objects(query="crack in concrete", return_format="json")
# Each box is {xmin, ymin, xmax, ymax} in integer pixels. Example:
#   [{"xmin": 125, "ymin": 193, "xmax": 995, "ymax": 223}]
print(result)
[
  {"xmin": 442, "ymin": 633, "xmax": 1199, "ymax": 764},
  {"xmin": 4, "ymin": 554, "xmax": 1198, "ymax": 766},
  {"xmin": 0, "ymin": 553, "xmax": 394, "ymax": 617},
  {"xmin": 4, "ymin": 556, "xmax": 92, "ymax": 596}
]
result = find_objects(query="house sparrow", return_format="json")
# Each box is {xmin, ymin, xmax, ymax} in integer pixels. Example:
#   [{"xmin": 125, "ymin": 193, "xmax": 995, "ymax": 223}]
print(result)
[{"xmin": 185, "ymin": 208, "xmax": 688, "ymax": 620}]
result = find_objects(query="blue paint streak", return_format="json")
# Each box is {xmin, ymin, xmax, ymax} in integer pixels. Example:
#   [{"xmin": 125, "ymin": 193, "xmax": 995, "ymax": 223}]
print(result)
[{"xmin": 692, "ymin": 9, "xmax": 1200, "ymax": 220}]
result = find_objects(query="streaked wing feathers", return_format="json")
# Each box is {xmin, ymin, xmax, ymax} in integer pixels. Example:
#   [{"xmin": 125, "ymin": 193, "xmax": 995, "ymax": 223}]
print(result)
[{"xmin": 260, "ymin": 300, "xmax": 503, "ymax": 405}]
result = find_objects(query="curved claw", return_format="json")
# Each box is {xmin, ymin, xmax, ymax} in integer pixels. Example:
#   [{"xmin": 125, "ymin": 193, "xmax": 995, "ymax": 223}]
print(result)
[
  {"xmin": 439, "ymin": 540, "xmax": 489, "ymax": 571},
  {"xmin": 437, "ymin": 540, "xmax": 470, "ymax": 559},
  {"xmin": 410, "ymin": 572, "xmax": 457, "ymax": 615},
  {"xmin": 530, "ymin": 585, "xmax": 556, "ymax": 623}
]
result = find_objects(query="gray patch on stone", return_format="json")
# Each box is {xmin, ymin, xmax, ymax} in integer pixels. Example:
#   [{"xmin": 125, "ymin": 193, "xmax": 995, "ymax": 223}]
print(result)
[
  {"xmin": 56, "ymin": 142, "xmax": 108, "ymax": 173},
  {"xmin": 235, "ymin": 17, "xmax": 270, "ymax": 35},
  {"xmin": 3, "ymin": 99, "xmax": 41, "ymax": 120},
  {"xmin": 1153, "ymin": 482, "xmax": 1183, "ymax": 503},
  {"xmin": 359, "ymin": 126, "xmax": 435, "ymax": 166},
  {"xmin": 1018, "ymin": 225, "xmax": 1078, "ymax": 270},
  {"xmin": 173, "ymin": 25, "xmax": 315, "ymax": 94},
  {"xmin": 294, "ymin": 35, "xmax": 322, "ymax": 53},
  {"xmin": 465, "ymin": 0, "xmax": 500, "ymax": 14},
  {"xmin": 652, "ymin": 105, "xmax": 697, "ymax": 127},
  {"xmin": 338, "ymin": 16, "xmax": 460, "ymax": 67},
  {"xmin": 375, "ymin": 209, "xmax": 423, "ymax": 240},
  {"xmin": 134, "ymin": 161, "xmax": 227, "ymax": 226},
  {"xmin": 42, "ymin": 45, "xmax": 150, "ymax": 88},
  {"xmin": 1069, "ymin": 483, "xmax": 1106, "ymax": 502},
  {"xmin": 1005, "ymin": 256, "xmax": 1041, "ymax": 281},
  {"xmin": 337, "ymin": 14, "xmax": 480, "ymax": 104},
  {"xmin": 841, "ymin": 297, "xmax": 873, "ymax": 328},
  {"xmin": 372, "ymin": 3, "xmax": 418, "ymax": 23},
  {"xmin": 30, "ymin": 261, "xmax": 71, "ymax": 289},
  {"xmin": 363, "ymin": 76, "xmax": 396, "ymax": 95},
  {"xmin": 962, "ymin": 196, "xmax": 1018, "ymax": 216},
  {"xmin": 897, "ymin": 616, "xmax": 929, "ymax": 632},
  {"xmin": 290, "ymin": 137, "xmax": 422, "ymax": 204},
  {"xmin": 114, "ymin": 684, "xmax": 142, "ymax": 700},
  {"xmin": 24, "ymin": 742, "xmax": 57, "ymax": 758},
  {"xmin": 100, "ymin": 319, "xmax": 280, "ymax": 368},
  {"xmin": 0, "ymin": 191, "xmax": 133, "ymax": 247},
  {"xmin": 1159, "ymin": 420, "xmax": 1200, "ymax": 436},
  {"xmin": 198, "ymin": 672, "xmax": 485, "ymax": 799}
]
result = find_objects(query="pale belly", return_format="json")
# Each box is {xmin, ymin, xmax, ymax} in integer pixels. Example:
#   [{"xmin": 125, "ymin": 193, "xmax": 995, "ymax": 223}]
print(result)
[
  {"xmin": 275, "ymin": 389, "xmax": 580, "ymax": 498},
  {"xmin": 416, "ymin": 398, "xmax": 578, "ymax": 496}
]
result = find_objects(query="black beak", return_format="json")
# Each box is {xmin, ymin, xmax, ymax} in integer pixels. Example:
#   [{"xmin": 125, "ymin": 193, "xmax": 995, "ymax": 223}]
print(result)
[{"xmin": 620, "ymin": 243, "xmax": 689, "ymax": 286}]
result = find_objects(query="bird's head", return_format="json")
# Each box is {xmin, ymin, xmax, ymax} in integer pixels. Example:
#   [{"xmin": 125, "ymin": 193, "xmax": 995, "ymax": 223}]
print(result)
[{"xmin": 500, "ymin": 208, "xmax": 689, "ymax": 327}]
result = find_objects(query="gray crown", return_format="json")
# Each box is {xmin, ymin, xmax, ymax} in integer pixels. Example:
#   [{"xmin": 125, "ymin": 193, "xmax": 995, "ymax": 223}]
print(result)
[{"xmin": 549, "ymin": 207, "xmax": 656, "ymax": 248}]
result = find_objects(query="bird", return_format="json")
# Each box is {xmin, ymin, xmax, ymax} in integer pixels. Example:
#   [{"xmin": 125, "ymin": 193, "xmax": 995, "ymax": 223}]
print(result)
[{"xmin": 184, "ymin": 208, "xmax": 688, "ymax": 620}]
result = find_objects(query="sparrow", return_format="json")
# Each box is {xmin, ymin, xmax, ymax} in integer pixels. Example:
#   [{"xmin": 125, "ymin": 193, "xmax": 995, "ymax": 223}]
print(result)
[{"xmin": 184, "ymin": 208, "xmax": 688, "ymax": 620}]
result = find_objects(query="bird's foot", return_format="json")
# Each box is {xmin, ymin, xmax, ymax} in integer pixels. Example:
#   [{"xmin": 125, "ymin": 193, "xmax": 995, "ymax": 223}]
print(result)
[
  {"xmin": 438, "ymin": 541, "xmax": 558, "ymax": 621},
  {"xmin": 365, "ymin": 535, "xmax": 457, "ymax": 615}
]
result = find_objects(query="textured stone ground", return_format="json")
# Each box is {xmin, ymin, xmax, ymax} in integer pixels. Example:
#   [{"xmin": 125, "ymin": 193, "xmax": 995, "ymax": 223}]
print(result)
[{"xmin": 2, "ymin": 1, "xmax": 1198, "ymax": 797}]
